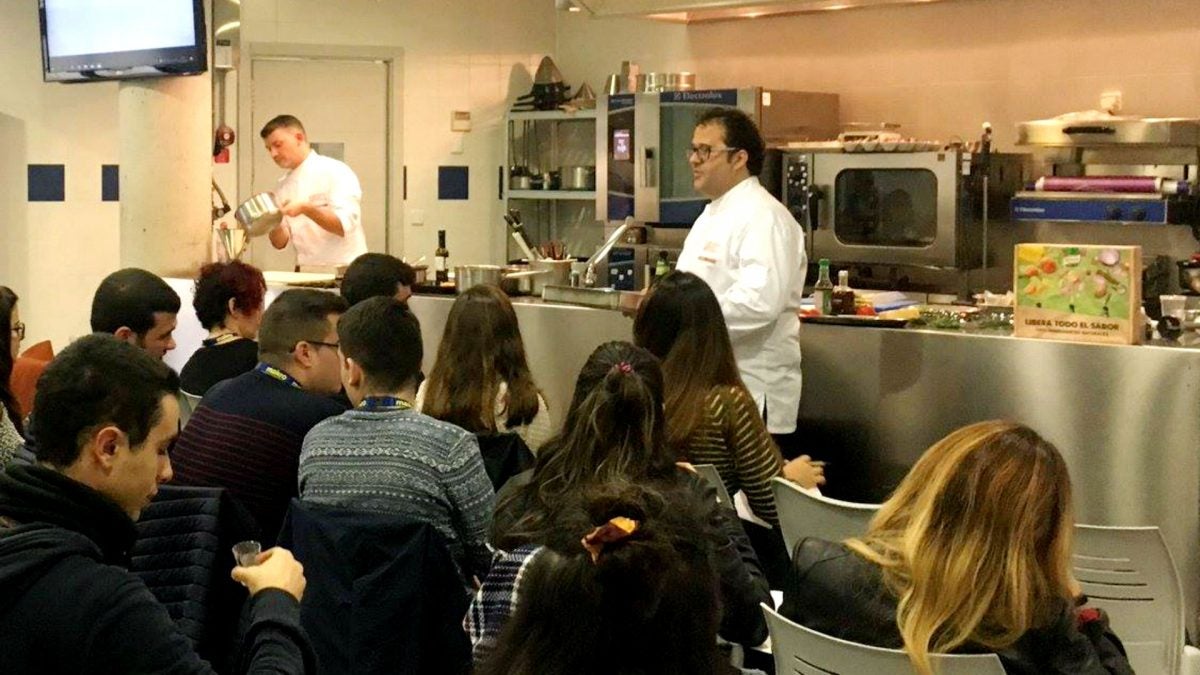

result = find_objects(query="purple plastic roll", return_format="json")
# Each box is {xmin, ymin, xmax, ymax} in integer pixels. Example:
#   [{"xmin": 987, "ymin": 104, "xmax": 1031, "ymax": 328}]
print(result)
[{"xmin": 1034, "ymin": 176, "xmax": 1188, "ymax": 194}]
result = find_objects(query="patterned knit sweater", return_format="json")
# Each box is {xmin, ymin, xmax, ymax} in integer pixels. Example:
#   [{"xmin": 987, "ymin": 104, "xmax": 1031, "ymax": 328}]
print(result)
[
  {"xmin": 298, "ymin": 408, "xmax": 496, "ymax": 580},
  {"xmin": 679, "ymin": 386, "xmax": 786, "ymax": 525}
]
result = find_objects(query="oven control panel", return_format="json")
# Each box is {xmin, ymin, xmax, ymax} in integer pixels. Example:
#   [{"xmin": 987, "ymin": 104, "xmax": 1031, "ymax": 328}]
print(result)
[{"xmin": 783, "ymin": 153, "xmax": 811, "ymax": 224}]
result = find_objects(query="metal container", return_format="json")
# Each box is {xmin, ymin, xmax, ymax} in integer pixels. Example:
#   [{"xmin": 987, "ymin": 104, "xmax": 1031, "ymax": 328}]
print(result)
[
  {"xmin": 635, "ymin": 72, "xmax": 696, "ymax": 93},
  {"xmin": 454, "ymin": 265, "xmax": 504, "ymax": 292},
  {"xmin": 560, "ymin": 165, "xmax": 596, "ymax": 190},
  {"xmin": 1178, "ymin": 260, "xmax": 1200, "ymax": 294},
  {"xmin": 234, "ymin": 192, "xmax": 282, "ymax": 236},
  {"xmin": 456, "ymin": 264, "xmax": 547, "ymax": 296},
  {"xmin": 531, "ymin": 259, "xmax": 572, "ymax": 295}
]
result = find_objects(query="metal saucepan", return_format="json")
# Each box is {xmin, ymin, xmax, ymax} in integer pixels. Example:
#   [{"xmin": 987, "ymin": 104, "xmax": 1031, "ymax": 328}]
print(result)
[
  {"xmin": 234, "ymin": 192, "xmax": 283, "ymax": 236},
  {"xmin": 560, "ymin": 166, "xmax": 596, "ymax": 191},
  {"xmin": 455, "ymin": 264, "xmax": 548, "ymax": 295},
  {"xmin": 530, "ymin": 259, "xmax": 572, "ymax": 296}
]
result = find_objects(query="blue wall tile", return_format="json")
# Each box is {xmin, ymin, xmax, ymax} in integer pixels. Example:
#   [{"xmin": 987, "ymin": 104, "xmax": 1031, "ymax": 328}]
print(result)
[
  {"xmin": 438, "ymin": 166, "xmax": 469, "ymax": 200},
  {"xmin": 28, "ymin": 164, "xmax": 65, "ymax": 202},
  {"xmin": 101, "ymin": 164, "xmax": 119, "ymax": 202}
]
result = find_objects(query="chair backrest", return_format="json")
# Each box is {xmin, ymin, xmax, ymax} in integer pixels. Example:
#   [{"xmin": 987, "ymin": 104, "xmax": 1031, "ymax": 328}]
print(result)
[
  {"xmin": 772, "ymin": 477, "xmax": 879, "ymax": 557},
  {"xmin": 693, "ymin": 463, "xmax": 735, "ymax": 508},
  {"xmin": 1072, "ymin": 524, "xmax": 1182, "ymax": 675},
  {"xmin": 10, "ymin": 341, "xmax": 53, "ymax": 418},
  {"xmin": 763, "ymin": 604, "xmax": 1006, "ymax": 675},
  {"xmin": 279, "ymin": 499, "xmax": 471, "ymax": 675}
]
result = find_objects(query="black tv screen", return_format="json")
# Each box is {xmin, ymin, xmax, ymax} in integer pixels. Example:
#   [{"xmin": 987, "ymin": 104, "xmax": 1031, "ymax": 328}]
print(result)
[{"xmin": 40, "ymin": 0, "xmax": 207, "ymax": 83}]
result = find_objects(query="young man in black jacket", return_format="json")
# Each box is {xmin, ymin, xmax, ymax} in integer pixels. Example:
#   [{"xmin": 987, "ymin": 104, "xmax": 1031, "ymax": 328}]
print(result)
[{"xmin": 0, "ymin": 334, "xmax": 314, "ymax": 674}]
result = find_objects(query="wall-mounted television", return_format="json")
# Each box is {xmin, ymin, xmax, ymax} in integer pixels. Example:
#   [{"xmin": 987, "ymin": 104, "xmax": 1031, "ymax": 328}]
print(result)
[{"xmin": 39, "ymin": 0, "xmax": 207, "ymax": 83}]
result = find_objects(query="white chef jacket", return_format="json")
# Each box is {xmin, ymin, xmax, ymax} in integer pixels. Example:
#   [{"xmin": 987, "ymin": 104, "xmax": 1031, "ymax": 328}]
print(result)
[
  {"xmin": 676, "ymin": 176, "xmax": 807, "ymax": 434},
  {"xmin": 274, "ymin": 151, "xmax": 367, "ymax": 267}
]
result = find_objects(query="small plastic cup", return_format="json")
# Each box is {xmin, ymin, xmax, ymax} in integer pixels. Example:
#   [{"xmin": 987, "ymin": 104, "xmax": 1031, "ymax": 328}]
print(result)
[{"xmin": 232, "ymin": 540, "xmax": 262, "ymax": 567}]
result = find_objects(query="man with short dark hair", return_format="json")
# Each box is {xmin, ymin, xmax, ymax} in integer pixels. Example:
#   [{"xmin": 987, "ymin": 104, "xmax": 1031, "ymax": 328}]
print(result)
[
  {"xmin": 676, "ymin": 107, "xmax": 807, "ymax": 441},
  {"xmin": 260, "ymin": 114, "xmax": 367, "ymax": 268},
  {"xmin": 0, "ymin": 334, "xmax": 312, "ymax": 673},
  {"xmin": 299, "ymin": 297, "xmax": 494, "ymax": 582},
  {"xmin": 90, "ymin": 267, "xmax": 182, "ymax": 359},
  {"xmin": 341, "ymin": 252, "xmax": 417, "ymax": 306},
  {"xmin": 172, "ymin": 289, "xmax": 349, "ymax": 545}
]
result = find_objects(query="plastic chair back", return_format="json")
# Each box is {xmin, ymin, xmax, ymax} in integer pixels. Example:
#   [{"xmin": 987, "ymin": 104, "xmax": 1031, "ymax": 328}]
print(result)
[
  {"xmin": 771, "ymin": 477, "xmax": 879, "ymax": 557},
  {"xmin": 693, "ymin": 463, "xmax": 735, "ymax": 508}
]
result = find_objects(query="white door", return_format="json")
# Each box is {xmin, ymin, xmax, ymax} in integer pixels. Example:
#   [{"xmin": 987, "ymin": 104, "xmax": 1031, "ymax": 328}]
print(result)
[{"xmin": 246, "ymin": 56, "xmax": 390, "ymax": 271}]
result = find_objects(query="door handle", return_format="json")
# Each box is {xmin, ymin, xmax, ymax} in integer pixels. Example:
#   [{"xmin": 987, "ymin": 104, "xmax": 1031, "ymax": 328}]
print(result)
[
  {"xmin": 804, "ymin": 185, "xmax": 824, "ymax": 231},
  {"xmin": 642, "ymin": 148, "xmax": 657, "ymax": 188}
]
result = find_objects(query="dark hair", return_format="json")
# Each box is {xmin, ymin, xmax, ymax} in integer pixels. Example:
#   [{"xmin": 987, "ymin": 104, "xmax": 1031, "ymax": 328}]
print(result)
[
  {"xmin": 90, "ymin": 268, "xmax": 181, "ymax": 336},
  {"xmin": 480, "ymin": 482, "xmax": 723, "ymax": 675},
  {"xmin": 341, "ymin": 253, "xmax": 416, "ymax": 307},
  {"xmin": 0, "ymin": 287, "xmax": 22, "ymax": 434},
  {"xmin": 260, "ymin": 114, "xmax": 306, "ymax": 139},
  {"xmin": 192, "ymin": 261, "xmax": 267, "ymax": 330},
  {"xmin": 423, "ymin": 284, "xmax": 540, "ymax": 432},
  {"xmin": 338, "ymin": 296, "xmax": 422, "ymax": 392},
  {"xmin": 634, "ymin": 271, "xmax": 746, "ymax": 456},
  {"xmin": 494, "ymin": 341, "xmax": 672, "ymax": 547},
  {"xmin": 695, "ymin": 107, "xmax": 766, "ymax": 176},
  {"xmin": 257, "ymin": 289, "xmax": 349, "ymax": 368},
  {"xmin": 31, "ymin": 334, "xmax": 180, "ymax": 468}
]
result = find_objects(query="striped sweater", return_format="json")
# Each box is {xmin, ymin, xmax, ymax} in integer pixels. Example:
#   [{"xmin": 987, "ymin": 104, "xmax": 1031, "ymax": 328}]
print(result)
[
  {"xmin": 679, "ymin": 386, "xmax": 786, "ymax": 525},
  {"xmin": 298, "ymin": 408, "xmax": 496, "ymax": 580}
]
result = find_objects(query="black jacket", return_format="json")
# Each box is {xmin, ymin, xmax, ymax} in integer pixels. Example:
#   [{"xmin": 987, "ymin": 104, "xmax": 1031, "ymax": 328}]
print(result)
[
  {"xmin": 0, "ymin": 464, "xmax": 313, "ymax": 674},
  {"xmin": 781, "ymin": 537, "xmax": 1134, "ymax": 675}
]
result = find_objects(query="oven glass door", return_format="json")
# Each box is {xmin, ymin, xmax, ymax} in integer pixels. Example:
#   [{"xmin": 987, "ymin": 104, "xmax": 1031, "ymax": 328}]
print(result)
[{"xmin": 834, "ymin": 169, "xmax": 938, "ymax": 247}]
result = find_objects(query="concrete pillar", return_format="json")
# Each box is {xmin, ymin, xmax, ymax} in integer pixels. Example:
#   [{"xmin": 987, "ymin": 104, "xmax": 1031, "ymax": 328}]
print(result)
[{"xmin": 117, "ymin": 72, "xmax": 212, "ymax": 277}]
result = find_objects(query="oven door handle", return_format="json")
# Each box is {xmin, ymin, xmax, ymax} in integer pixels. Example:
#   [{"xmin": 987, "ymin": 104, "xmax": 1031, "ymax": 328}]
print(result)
[{"xmin": 804, "ymin": 185, "xmax": 824, "ymax": 231}]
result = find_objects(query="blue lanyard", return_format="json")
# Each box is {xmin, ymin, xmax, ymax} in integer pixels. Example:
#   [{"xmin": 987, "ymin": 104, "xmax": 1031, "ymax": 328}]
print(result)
[
  {"xmin": 358, "ymin": 395, "xmax": 413, "ymax": 412},
  {"xmin": 256, "ymin": 363, "xmax": 302, "ymax": 390}
]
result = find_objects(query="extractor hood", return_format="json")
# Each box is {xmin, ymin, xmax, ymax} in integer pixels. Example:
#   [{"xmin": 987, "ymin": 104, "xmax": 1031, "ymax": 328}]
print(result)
[{"xmin": 574, "ymin": 0, "xmax": 949, "ymax": 23}]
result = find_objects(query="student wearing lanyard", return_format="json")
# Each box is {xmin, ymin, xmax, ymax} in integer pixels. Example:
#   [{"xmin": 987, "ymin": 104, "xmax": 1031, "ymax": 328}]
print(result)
[{"xmin": 298, "ymin": 296, "xmax": 495, "ymax": 584}]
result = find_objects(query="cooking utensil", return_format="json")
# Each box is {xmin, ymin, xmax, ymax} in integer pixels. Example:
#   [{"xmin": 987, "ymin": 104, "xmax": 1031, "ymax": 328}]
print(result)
[
  {"xmin": 539, "ymin": 240, "xmax": 569, "ymax": 261},
  {"xmin": 505, "ymin": 214, "xmax": 540, "ymax": 262},
  {"xmin": 531, "ymin": 259, "xmax": 572, "ymax": 295},
  {"xmin": 622, "ymin": 226, "xmax": 647, "ymax": 244},
  {"xmin": 560, "ymin": 165, "xmax": 596, "ymax": 190},
  {"xmin": 500, "ymin": 266, "xmax": 545, "ymax": 296},
  {"xmin": 635, "ymin": 72, "xmax": 696, "ymax": 93},
  {"xmin": 456, "ymin": 264, "xmax": 548, "ymax": 294},
  {"xmin": 604, "ymin": 74, "xmax": 622, "ymax": 95},
  {"xmin": 216, "ymin": 225, "xmax": 247, "ymax": 260},
  {"xmin": 583, "ymin": 217, "xmax": 633, "ymax": 287},
  {"xmin": 234, "ymin": 192, "xmax": 283, "ymax": 236}
]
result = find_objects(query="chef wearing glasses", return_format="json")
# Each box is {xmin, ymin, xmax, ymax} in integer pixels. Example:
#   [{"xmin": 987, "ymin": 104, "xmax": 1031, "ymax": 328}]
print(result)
[{"xmin": 675, "ymin": 108, "xmax": 807, "ymax": 450}]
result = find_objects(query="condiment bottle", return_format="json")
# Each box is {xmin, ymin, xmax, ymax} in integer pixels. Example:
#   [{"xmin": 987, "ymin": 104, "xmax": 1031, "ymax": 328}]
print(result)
[
  {"xmin": 434, "ymin": 230, "xmax": 449, "ymax": 284},
  {"xmin": 654, "ymin": 251, "xmax": 671, "ymax": 280},
  {"xmin": 812, "ymin": 258, "xmax": 833, "ymax": 315},
  {"xmin": 832, "ymin": 269, "xmax": 855, "ymax": 315}
]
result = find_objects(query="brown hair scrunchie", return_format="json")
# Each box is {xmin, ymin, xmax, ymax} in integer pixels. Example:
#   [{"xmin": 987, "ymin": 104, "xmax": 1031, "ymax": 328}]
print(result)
[{"xmin": 581, "ymin": 516, "xmax": 640, "ymax": 563}]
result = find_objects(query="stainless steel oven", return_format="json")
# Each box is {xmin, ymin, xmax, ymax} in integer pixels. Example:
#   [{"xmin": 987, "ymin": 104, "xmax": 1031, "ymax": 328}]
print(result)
[{"xmin": 772, "ymin": 146, "xmax": 1025, "ymax": 269}]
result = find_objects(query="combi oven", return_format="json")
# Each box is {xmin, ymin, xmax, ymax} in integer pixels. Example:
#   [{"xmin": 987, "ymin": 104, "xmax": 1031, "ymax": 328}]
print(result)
[{"xmin": 768, "ymin": 145, "xmax": 1026, "ymax": 269}]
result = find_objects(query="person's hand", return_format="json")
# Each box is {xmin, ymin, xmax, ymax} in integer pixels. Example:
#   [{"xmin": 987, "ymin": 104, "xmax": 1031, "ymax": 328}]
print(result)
[
  {"xmin": 783, "ymin": 455, "xmax": 826, "ymax": 489},
  {"xmin": 675, "ymin": 461, "xmax": 697, "ymax": 474},
  {"xmin": 279, "ymin": 199, "xmax": 308, "ymax": 218},
  {"xmin": 231, "ymin": 547, "xmax": 307, "ymax": 601}
]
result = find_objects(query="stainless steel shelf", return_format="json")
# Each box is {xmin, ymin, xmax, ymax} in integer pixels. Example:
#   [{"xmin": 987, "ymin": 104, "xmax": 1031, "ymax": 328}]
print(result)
[
  {"xmin": 507, "ymin": 109, "xmax": 598, "ymax": 121},
  {"xmin": 507, "ymin": 190, "xmax": 597, "ymax": 200}
]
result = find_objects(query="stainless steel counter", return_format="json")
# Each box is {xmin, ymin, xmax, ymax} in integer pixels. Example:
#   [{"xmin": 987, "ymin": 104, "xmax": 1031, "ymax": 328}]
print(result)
[{"xmin": 797, "ymin": 323, "xmax": 1200, "ymax": 630}]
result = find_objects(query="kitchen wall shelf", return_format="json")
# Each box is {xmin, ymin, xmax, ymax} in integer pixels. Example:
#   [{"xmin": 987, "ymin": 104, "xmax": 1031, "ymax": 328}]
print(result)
[{"xmin": 508, "ymin": 190, "xmax": 597, "ymax": 200}]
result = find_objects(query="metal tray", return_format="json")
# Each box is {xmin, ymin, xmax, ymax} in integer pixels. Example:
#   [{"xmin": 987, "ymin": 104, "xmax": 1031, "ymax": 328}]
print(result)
[{"xmin": 800, "ymin": 315, "xmax": 909, "ymax": 328}]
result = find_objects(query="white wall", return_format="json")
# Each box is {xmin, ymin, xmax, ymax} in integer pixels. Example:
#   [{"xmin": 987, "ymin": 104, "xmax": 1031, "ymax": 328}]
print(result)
[
  {"xmin": 0, "ymin": 0, "xmax": 121, "ymax": 352},
  {"xmin": 559, "ymin": 0, "xmax": 1200, "ymax": 151}
]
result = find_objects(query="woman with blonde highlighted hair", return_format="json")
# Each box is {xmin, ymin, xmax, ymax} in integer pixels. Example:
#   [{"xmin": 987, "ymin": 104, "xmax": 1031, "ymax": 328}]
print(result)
[{"xmin": 780, "ymin": 420, "xmax": 1133, "ymax": 675}]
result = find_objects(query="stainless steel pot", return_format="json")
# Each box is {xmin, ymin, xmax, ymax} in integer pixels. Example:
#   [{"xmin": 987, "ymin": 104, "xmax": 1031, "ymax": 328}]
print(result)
[
  {"xmin": 234, "ymin": 192, "xmax": 283, "ymax": 236},
  {"xmin": 531, "ymin": 259, "xmax": 572, "ymax": 296},
  {"xmin": 560, "ymin": 165, "xmax": 596, "ymax": 191},
  {"xmin": 455, "ymin": 264, "xmax": 547, "ymax": 295},
  {"xmin": 635, "ymin": 72, "xmax": 696, "ymax": 93}
]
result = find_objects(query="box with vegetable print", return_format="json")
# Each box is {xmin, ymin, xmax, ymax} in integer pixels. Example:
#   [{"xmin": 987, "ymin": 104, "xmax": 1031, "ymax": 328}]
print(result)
[{"xmin": 1013, "ymin": 244, "xmax": 1142, "ymax": 345}]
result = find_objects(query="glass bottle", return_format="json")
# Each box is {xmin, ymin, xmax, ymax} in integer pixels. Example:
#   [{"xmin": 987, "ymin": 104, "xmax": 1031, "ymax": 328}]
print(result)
[
  {"xmin": 434, "ymin": 230, "xmax": 449, "ymax": 284},
  {"xmin": 832, "ymin": 269, "xmax": 855, "ymax": 315},
  {"xmin": 812, "ymin": 259, "xmax": 834, "ymax": 315}
]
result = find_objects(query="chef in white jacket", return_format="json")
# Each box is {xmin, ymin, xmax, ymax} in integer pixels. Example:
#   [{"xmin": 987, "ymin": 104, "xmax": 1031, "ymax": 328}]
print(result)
[{"xmin": 676, "ymin": 108, "xmax": 807, "ymax": 439}]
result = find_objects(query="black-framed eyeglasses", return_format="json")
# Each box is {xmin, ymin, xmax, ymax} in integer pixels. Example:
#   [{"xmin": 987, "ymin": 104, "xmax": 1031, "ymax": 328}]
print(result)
[
  {"xmin": 687, "ymin": 145, "xmax": 740, "ymax": 162},
  {"xmin": 296, "ymin": 339, "xmax": 339, "ymax": 350},
  {"xmin": 10, "ymin": 322, "xmax": 24, "ymax": 341}
]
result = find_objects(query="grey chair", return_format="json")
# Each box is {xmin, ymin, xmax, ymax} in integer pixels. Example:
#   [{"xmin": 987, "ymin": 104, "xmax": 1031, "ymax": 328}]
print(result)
[
  {"xmin": 762, "ymin": 603, "xmax": 1006, "ymax": 674},
  {"xmin": 1073, "ymin": 524, "xmax": 1200, "ymax": 675},
  {"xmin": 693, "ymin": 463, "xmax": 734, "ymax": 508},
  {"xmin": 771, "ymin": 476, "xmax": 879, "ymax": 557},
  {"xmin": 177, "ymin": 392, "xmax": 202, "ymax": 428}
]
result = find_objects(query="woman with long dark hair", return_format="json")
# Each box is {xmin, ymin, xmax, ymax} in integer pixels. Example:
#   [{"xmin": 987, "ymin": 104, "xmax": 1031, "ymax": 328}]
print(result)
[
  {"xmin": 418, "ymin": 284, "xmax": 551, "ymax": 451},
  {"xmin": 0, "ymin": 286, "xmax": 25, "ymax": 463},
  {"xmin": 475, "ymin": 483, "xmax": 736, "ymax": 675},
  {"xmin": 490, "ymin": 341, "xmax": 770, "ymax": 648},
  {"xmin": 634, "ymin": 271, "xmax": 822, "ymax": 525},
  {"xmin": 781, "ymin": 421, "xmax": 1133, "ymax": 675}
]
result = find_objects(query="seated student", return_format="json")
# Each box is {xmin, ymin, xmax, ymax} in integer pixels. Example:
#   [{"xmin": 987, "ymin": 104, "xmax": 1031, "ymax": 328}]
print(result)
[
  {"xmin": 298, "ymin": 296, "xmax": 495, "ymax": 583},
  {"xmin": 0, "ymin": 334, "xmax": 313, "ymax": 674},
  {"xmin": 91, "ymin": 267, "xmax": 181, "ymax": 360},
  {"xmin": 781, "ymin": 420, "xmax": 1134, "ymax": 675},
  {"xmin": 473, "ymin": 483, "xmax": 745, "ymax": 675},
  {"xmin": 0, "ymin": 287, "xmax": 23, "ymax": 463},
  {"xmin": 180, "ymin": 261, "xmax": 268, "ymax": 396},
  {"xmin": 634, "ymin": 271, "xmax": 824, "ymax": 525},
  {"xmin": 172, "ymin": 289, "xmax": 348, "ymax": 545},
  {"xmin": 340, "ymin": 252, "xmax": 417, "ymax": 306},
  {"xmin": 417, "ymin": 284, "xmax": 552, "ymax": 453},
  {"xmin": 491, "ymin": 341, "xmax": 771, "ymax": 647}
]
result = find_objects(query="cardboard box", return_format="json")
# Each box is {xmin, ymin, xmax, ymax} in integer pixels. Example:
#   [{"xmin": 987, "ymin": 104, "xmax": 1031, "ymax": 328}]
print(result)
[{"xmin": 1013, "ymin": 244, "xmax": 1142, "ymax": 345}]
